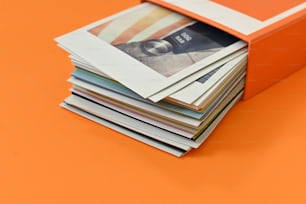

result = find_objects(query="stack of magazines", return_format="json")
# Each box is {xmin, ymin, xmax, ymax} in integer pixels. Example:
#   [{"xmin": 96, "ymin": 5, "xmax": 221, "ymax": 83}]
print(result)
[{"xmin": 55, "ymin": 2, "xmax": 248, "ymax": 157}]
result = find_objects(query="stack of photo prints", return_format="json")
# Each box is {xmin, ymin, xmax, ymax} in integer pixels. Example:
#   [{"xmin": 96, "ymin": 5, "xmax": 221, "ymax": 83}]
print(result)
[{"xmin": 55, "ymin": 2, "xmax": 248, "ymax": 157}]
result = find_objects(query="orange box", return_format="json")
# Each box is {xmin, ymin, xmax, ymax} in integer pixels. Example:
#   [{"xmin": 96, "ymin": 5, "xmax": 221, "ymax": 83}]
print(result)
[{"xmin": 144, "ymin": 0, "xmax": 306, "ymax": 99}]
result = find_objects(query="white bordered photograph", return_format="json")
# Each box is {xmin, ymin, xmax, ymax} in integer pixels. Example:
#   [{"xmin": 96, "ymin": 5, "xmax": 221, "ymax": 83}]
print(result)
[
  {"xmin": 55, "ymin": 2, "xmax": 246, "ymax": 101},
  {"xmin": 165, "ymin": 51, "xmax": 247, "ymax": 104},
  {"xmin": 70, "ymin": 47, "xmax": 247, "ymax": 105}
]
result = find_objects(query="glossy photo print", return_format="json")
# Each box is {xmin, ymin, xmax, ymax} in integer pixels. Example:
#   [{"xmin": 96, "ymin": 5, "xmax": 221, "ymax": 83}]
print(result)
[{"xmin": 88, "ymin": 4, "xmax": 239, "ymax": 77}]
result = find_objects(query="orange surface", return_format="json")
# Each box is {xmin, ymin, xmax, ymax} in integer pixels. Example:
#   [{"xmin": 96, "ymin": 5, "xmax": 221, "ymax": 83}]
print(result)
[
  {"xmin": 1, "ymin": 1, "xmax": 306, "ymax": 204},
  {"xmin": 212, "ymin": 0, "xmax": 305, "ymax": 21}
]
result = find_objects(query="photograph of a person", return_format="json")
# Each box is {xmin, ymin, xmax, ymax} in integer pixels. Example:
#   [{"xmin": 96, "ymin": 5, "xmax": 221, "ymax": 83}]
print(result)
[{"xmin": 89, "ymin": 4, "xmax": 239, "ymax": 77}]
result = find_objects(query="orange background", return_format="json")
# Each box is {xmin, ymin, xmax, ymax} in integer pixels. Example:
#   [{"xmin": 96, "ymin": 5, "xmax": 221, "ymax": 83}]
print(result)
[{"xmin": 1, "ymin": 1, "xmax": 306, "ymax": 204}]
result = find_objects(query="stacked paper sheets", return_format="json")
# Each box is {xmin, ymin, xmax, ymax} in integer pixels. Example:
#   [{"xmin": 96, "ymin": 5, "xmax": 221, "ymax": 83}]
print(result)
[{"xmin": 55, "ymin": 2, "xmax": 248, "ymax": 156}]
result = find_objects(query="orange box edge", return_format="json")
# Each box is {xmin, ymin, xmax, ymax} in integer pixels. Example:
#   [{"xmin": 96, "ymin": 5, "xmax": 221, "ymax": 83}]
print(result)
[{"xmin": 143, "ymin": 0, "xmax": 306, "ymax": 100}]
